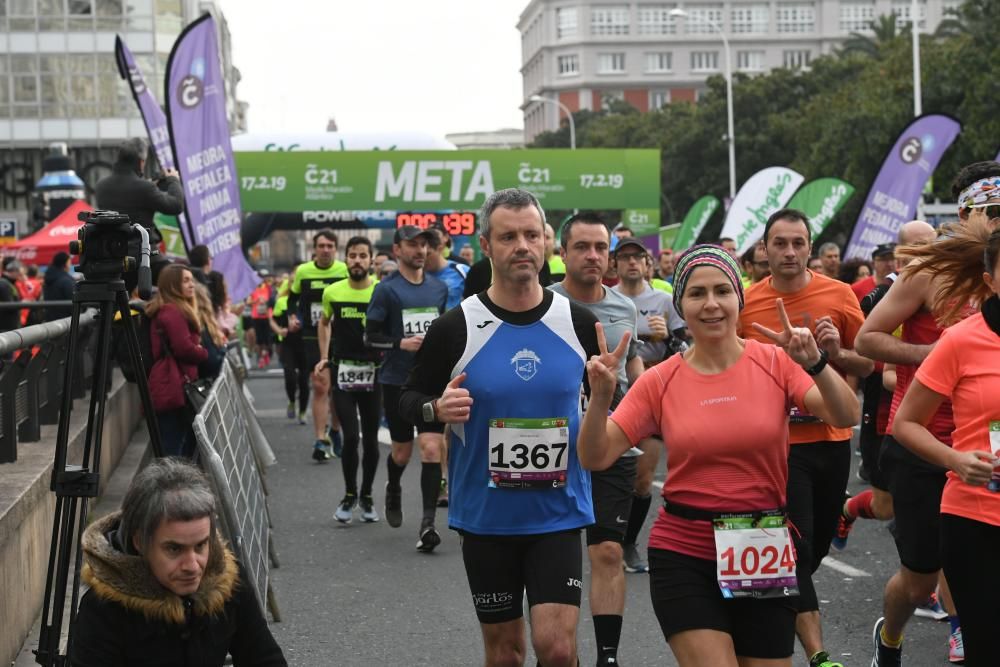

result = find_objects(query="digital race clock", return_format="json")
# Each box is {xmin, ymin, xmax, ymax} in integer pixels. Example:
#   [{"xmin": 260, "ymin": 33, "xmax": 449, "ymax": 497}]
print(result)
[{"xmin": 394, "ymin": 211, "xmax": 477, "ymax": 236}]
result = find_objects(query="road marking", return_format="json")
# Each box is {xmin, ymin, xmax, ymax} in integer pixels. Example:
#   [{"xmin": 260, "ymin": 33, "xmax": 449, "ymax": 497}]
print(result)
[
  {"xmin": 821, "ymin": 556, "xmax": 871, "ymax": 577},
  {"xmin": 651, "ymin": 479, "xmax": 872, "ymax": 578}
]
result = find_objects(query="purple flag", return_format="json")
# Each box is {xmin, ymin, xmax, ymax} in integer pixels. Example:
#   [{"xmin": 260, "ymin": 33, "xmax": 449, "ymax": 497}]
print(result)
[
  {"xmin": 115, "ymin": 36, "xmax": 194, "ymax": 250},
  {"xmin": 845, "ymin": 114, "xmax": 961, "ymax": 259},
  {"xmin": 165, "ymin": 13, "xmax": 259, "ymax": 301}
]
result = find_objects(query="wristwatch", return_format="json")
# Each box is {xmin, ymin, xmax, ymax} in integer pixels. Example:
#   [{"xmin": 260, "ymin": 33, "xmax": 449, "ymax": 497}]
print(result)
[
  {"xmin": 804, "ymin": 349, "xmax": 829, "ymax": 376},
  {"xmin": 422, "ymin": 399, "xmax": 438, "ymax": 423}
]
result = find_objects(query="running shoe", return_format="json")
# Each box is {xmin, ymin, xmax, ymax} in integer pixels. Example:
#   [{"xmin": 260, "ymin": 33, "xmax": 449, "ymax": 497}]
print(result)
[
  {"xmin": 312, "ymin": 438, "xmax": 333, "ymax": 462},
  {"xmin": 384, "ymin": 482, "xmax": 403, "ymax": 528},
  {"xmin": 297, "ymin": 410, "xmax": 307, "ymax": 425},
  {"xmin": 329, "ymin": 428, "xmax": 343, "ymax": 458},
  {"xmin": 949, "ymin": 626, "xmax": 964, "ymax": 664},
  {"xmin": 831, "ymin": 512, "xmax": 856, "ymax": 551},
  {"xmin": 416, "ymin": 517, "xmax": 441, "ymax": 553},
  {"xmin": 359, "ymin": 495, "xmax": 380, "ymax": 523},
  {"xmin": 809, "ymin": 651, "xmax": 843, "ymax": 667},
  {"xmin": 334, "ymin": 494, "xmax": 357, "ymax": 523},
  {"xmin": 437, "ymin": 478, "xmax": 449, "ymax": 508},
  {"xmin": 913, "ymin": 592, "xmax": 948, "ymax": 621},
  {"xmin": 623, "ymin": 543, "xmax": 649, "ymax": 573},
  {"xmin": 870, "ymin": 617, "xmax": 902, "ymax": 667},
  {"xmin": 286, "ymin": 401, "xmax": 295, "ymax": 419}
]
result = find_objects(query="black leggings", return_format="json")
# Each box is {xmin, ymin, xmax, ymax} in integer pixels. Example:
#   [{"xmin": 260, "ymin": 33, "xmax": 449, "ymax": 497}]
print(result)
[
  {"xmin": 786, "ymin": 440, "xmax": 851, "ymax": 613},
  {"xmin": 941, "ymin": 513, "xmax": 1000, "ymax": 667},
  {"xmin": 331, "ymin": 386, "xmax": 381, "ymax": 496},
  {"xmin": 279, "ymin": 337, "xmax": 310, "ymax": 413}
]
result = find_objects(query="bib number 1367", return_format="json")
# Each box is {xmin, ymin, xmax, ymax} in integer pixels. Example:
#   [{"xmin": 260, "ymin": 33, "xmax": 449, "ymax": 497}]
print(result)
[{"xmin": 488, "ymin": 418, "xmax": 569, "ymax": 490}]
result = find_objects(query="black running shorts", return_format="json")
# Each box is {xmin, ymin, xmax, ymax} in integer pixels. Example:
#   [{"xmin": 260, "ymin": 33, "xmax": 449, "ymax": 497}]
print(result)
[
  {"xmin": 302, "ymin": 337, "xmax": 323, "ymax": 378},
  {"xmin": 884, "ymin": 436, "xmax": 947, "ymax": 574},
  {"xmin": 648, "ymin": 548, "xmax": 797, "ymax": 659},
  {"xmin": 587, "ymin": 455, "xmax": 637, "ymax": 546},
  {"xmin": 381, "ymin": 383, "xmax": 443, "ymax": 444},
  {"xmin": 460, "ymin": 529, "xmax": 583, "ymax": 624}
]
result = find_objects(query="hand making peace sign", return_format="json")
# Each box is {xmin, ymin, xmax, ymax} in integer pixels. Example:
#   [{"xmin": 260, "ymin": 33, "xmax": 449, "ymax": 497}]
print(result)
[
  {"xmin": 751, "ymin": 298, "xmax": 823, "ymax": 370},
  {"xmin": 585, "ymin": 322, "xmax": 632, "ymax": 402}
]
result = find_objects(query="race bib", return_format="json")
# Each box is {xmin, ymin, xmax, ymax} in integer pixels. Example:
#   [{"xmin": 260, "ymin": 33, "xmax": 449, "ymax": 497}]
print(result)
[
  {"xmin": 488, "ymin": 417, "xmax": 569, "ymax": 489},
  {"xmin": 402, "ymin": 307, "xmax": 437, "ymax": 337},
  {"xmin": 714, "ymin": 511, "xmax": 798, "ymax": 599},
  {"xmin": 989, "ymin": 420, "xmax": 1000, "ymax": 492},
  {"xmin": 337, "ymin": 360, "xmax": 376, "ymax": 392},
  {"xmin": 310, "ymin": 302, "xmax": 324, "ymax": 327}
]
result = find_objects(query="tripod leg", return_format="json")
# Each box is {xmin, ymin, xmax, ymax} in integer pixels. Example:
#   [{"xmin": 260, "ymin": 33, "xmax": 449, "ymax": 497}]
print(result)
[{"xmin": 116, "ymin": 293, "xmax": 164, "ymax": 458}]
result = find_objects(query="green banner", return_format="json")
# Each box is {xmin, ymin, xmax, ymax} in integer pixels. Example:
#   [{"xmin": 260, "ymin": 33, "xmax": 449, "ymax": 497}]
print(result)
[
  {"xmin": 673, "ymin": 195, "xmax": 720, "ymax": 251},
  {"xmin": 786, "ymin": 178, "xmax": 856, "ymax": 240},
  {"xmin": 154, "ymin": 213, "xmax": 186, "ymax": 259},
  {"xmin": 623, "ymin": 208, "xmax": 661, "ymax": 236},
  {"xmin": 658, "ymin": 224, "xmax": 681, "ymax": 252},
  {"xmin": 233, "ymin": 149, "xmax": 660, "ymax": 212}
]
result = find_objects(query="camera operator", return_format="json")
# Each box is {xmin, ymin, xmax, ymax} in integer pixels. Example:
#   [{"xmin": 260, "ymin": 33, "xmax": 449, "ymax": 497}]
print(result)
[
  {"xmin": 95, "ymin": 138, "xmax": 183, "ymax": 289},
  {"xmin": 69, "ymin": 457, "xmax": 286, "ymax": 667}
]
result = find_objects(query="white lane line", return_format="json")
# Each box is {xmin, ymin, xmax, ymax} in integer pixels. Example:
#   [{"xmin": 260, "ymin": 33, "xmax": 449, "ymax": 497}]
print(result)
[
  {"xmin": 650, "ymin": 479, "xmax": 872, "ymax": 578},
  {"xmin": 821, "ymin": 556, "xmax": 871, "ymax": 578}
]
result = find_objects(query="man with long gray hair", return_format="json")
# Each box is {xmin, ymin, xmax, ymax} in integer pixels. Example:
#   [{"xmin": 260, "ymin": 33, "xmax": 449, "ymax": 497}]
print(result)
[{"xmin": 70, "ymin": 458, "xmax": 285, "ymax": 666}]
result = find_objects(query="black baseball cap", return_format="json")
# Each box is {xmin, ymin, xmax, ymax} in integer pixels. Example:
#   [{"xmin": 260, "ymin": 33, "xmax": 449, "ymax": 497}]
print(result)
[
  {"xmin": 872, "ymin": 243, "xmax": 896, "ymax": 258},
  {"xmin": 613, "ymin": 237, "xmax": 648, "ymax": 257},
  {"xmin": 394, "ymin": 225, "xmax": 436, "ymax": 245}
]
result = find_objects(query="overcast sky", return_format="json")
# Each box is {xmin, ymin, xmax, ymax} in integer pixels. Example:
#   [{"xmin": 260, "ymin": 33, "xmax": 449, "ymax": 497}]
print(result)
[{"xmin": 218, "ymin": 0, "xmax": 528, "ymax": 138}]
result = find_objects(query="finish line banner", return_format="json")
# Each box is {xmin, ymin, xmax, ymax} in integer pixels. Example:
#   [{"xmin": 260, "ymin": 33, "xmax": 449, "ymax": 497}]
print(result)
[{"xmin": 233, "ymin": 149, "xmax": 661, "ymax": 212}]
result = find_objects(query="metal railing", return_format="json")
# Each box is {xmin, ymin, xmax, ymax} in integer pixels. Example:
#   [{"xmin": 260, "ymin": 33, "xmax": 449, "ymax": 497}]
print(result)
[{"xmin": 0, "ymin": 310, "xmax": 97, "ymax": 464}]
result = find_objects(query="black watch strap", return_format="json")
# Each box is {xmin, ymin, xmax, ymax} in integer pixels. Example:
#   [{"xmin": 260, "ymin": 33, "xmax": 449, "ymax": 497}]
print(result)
[{"xmin": 805, "ymin": 349, "xmax": 829, "ymax": 376}]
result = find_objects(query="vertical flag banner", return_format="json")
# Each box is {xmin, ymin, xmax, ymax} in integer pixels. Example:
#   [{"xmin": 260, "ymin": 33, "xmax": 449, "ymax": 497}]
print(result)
[
  {"xmin": 115, "ymin": 36, "xmax": 192, "ymax": 252},
  {"xmin": 658, "ymin": 223, "xmax": 681, "ymax": 252},
  {"xmin": 720, "ymin": 167, "xmax": 805, "ymax": 255},
  {"xmin": 787, "ymin": 178, "xmax": 856, "ymax": 240},
  {"xmin": 673, "ymin": 195, "xmax": 720, "ymax": 251},
  {"xmin": 845, "ymin": 114, "xmax": 961, "ymax": 259},
  {"xmin": 165, "ymin": 13, "xmax": 259, "ymax": 301}
]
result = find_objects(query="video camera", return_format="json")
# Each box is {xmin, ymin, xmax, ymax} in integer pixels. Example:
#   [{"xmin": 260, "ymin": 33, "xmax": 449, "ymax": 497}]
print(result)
[{"xmin": 70, "ymin": 209, "xmax": 153, "ymax": 299}]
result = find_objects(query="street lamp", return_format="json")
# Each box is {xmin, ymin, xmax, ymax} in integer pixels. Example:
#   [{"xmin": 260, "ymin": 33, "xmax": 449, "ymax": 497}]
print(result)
[
  {"xmin": 669, "ymin": 8, "xmax": 736, "ymax": 200},
  {"xmin": 529, "ymin": 94, "xmax": 576, "ymax": 150}
]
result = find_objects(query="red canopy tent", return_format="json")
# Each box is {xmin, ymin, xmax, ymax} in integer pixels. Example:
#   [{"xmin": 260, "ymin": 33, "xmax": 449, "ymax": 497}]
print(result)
[{"xmin": 1, "ymin": 199, "xmax": 91, "ymax": 266}]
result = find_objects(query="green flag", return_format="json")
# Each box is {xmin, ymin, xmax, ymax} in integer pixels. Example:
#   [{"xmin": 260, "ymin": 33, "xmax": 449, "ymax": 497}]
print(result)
[
  {"xmin": 658, "ymin": 223, "xmax": 681, "ymax": 252},
  {"xmin": 673, "ymin": 195, "xmax": 720, "ymax": 251},
  {"xmin": 787, "ymin": 178, "xmax": 856, "ymax": 240}
]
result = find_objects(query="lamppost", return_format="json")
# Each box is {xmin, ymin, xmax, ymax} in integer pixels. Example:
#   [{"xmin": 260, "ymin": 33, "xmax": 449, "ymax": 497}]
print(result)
[
  {"xmin": 529, "ymin": 94, "xmax": 576, "ymax": 150},
  {"xmin": 669, "ymin": 8, "xmax": 736, "ymax": 200},
  {"xmin": 911, "ymin": 0, "xmax": 922, "ymax": 117}
]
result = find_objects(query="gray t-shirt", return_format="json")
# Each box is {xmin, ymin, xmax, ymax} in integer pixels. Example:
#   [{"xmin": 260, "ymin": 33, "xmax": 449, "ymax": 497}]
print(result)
[
  {"xmin": 548, "ymin": 282, "xmax": 639, "ymax": 390},
  {"xmin": 611, "ymin": 282, "xmax": 686, "ymax": 363}
]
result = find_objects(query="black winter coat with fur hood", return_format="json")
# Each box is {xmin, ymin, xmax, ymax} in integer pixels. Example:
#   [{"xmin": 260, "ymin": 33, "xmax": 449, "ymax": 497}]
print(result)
[{"xmin": 69, "ymin": 511, "xmax": 286, "ymax": 667}]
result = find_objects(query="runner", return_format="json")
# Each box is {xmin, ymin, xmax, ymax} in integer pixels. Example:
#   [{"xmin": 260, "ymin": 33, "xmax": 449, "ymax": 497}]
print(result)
[
  {"xmin": 610, "ymin": 237, "xmax": 687, "ymax": 576},
  {"xmin": 816, "ymin": 242, "xmax": 841, "ymax": 280},
  {"xmin": 892, "ymin": 211, "xmax": 1000, "ymax": 667},
  {"xmin": 546, "ymin": 222, "xmax": 566, "ymax": 282},
  {"xmin": 577, "ymin": 244, "xmax": 859, "ymax": 667},
  {"xmin": 549, "ymin": 213, "xmax": 642, "ymax": 666},
  {"xmin": 399, "ymin": 188, "xmax": 612, "ymax": 666},
  {"xmin": 250, "ymin": 274, "xmax": 273, "ymax": 368},
  {"xmin": 287, "ymin": 230, "xmax": 348, "ymax": 461},
  {"xmin": 739, "ymin": 241, "xmax": 771, "ymax": 285},
  {"xmin": 365, "ymin": 225, "xmax": 448, "ymax": 551},
  {"xmin": 425, "ymin": 225, "xmax": 470, "ymax": 310},
  {"xmin": 316, "ymin": 236, "xmax": 382, "ymax": 524},
  {"xmin": 855, "ymin": 162, "xmax": 1000, "ymax": 666},
  {"xmin": 739, "ymin": 209, "xmax": 872, "ymax": 667},
  {"xmin": 270, "ymin": 277, "xmax": 309, "ymax": 423}
]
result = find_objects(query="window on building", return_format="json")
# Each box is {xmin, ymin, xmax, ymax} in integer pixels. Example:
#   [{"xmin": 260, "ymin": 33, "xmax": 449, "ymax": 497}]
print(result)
[
  {"xmin": 690, "ymin": 51, "xmax": 719, "ymax": 72},
  {"xmin": 731, "ymin": 4, "xmax": 769, "ymax": 33},
  {"xmin": 942, "ymin": 0, "xmax": 961, "ymax": 16},
  {"xmin": 558, "ymin": 54, "xmax": 580, "ymax": 75},
  {"xmin": 644, "ymin": 51, "xmax": 673, "ymax": 72},
  {"xmin": 10, "ymin": 0, "xmax": 39, "ymax": 30},
  {"xmin": 650, "ymin": 90, "xmax": 670, "ymax": 110},
  {"xmin": 776, "ymin": 3, "xmax": 815, "ymax": 33},
  {"xmin": 684, "ymin": 4, "xmax": 723, "ymax": 33},
  {"xmin": 736, "ymin": 50, "xmax": 765, "ymax": 71},
  {"xmin": 600, "ymin": 90, "xmax": 625, "ymax": 108},
  {"xmin": 597, "ymin": 52, "xmax": 626, "ymax": 73},
  {"xmin": 591, "ymin": 5, "xmax": 630, "ymax": 35},
  {"xmin": 556, "ymin": 7, "xmax": 579, "ymax": 39},
  {"xmin": 637, "ymin": 4, "xmax": 678, "ymax": 34},
  {"xmin": 839, "ymin": 1, "xmax": 875, "ymax": 33},
  {"xmin": 892, "ymin": 0, "xmax": 927, "ymax": 30},
  {"xmin": 782, "ymin": 49, "xmax": 811, "ymax": 69}
]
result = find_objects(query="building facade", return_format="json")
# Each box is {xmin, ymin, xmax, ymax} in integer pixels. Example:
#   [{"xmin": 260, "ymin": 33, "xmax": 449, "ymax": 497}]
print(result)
[
  {"xmin": 519, "ymin": 0, "xmax": 958, "ymax": 142},
  {"xmin": 0, "ymin": 0, "xmax": 247, "ymax": 231}
]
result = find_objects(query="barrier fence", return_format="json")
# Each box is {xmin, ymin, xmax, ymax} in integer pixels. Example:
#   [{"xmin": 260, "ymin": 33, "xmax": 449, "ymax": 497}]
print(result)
[{"xmin": 192, "ymin": 351, "xmax": 282, "ymax": 621}]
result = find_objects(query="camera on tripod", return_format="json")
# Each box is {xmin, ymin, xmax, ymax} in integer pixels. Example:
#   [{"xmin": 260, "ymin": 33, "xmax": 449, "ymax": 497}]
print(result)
[{"xmin": 70, "ymin": 209, "xmax": 153, "ymax": 298}]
